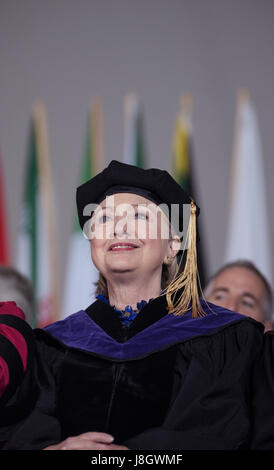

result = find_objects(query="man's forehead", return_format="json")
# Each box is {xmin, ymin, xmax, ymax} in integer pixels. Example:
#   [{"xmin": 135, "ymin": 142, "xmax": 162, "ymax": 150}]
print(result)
[{"xmin": 213, "ymin": 267, "xmax": 266, "ymax": 294}]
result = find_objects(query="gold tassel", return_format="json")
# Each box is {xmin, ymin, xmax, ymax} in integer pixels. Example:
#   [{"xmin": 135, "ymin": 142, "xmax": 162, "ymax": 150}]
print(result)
[{"xmin": 162, "ymin": 200, "xmax": 206, "ymax": 318}]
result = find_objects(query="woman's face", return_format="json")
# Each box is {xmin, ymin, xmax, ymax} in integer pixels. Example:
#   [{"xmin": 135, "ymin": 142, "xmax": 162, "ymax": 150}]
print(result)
[{"xmin": 89, "ymin": 192, "xmax": 179, "ymax": 282}]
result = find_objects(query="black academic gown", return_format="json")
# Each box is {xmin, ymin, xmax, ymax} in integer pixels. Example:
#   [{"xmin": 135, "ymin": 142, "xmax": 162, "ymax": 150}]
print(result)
[{"xmin": 0, "ymin": 295, "xmax": 273, "ymax": 450}]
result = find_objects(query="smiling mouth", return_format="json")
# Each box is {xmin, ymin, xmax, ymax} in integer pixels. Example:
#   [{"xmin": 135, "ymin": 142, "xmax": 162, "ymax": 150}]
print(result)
[{"xmin": 109, "ymin": 244, "xmax": 139, "ymax": 251}]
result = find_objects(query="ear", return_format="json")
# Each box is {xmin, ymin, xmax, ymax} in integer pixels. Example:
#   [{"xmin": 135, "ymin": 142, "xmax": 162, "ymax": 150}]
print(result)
[
  {"xmin": 264, "ymin": 320, "xmax": 274, "ymax": 332},
  {"xmin": 163, "ymin": 236, "xmax": 181, "ymax": 265}
]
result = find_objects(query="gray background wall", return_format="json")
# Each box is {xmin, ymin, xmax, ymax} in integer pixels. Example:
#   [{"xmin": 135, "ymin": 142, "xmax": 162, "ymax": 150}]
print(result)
[{"xmin": 1, "ymin": 0, "xmax": 274, "ymax": 291}]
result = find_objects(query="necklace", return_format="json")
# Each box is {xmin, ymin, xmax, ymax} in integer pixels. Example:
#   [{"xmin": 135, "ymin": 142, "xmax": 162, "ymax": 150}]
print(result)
[{"xmin": 96, "ymin": 294, "xmax": 154, "ymax": 327}]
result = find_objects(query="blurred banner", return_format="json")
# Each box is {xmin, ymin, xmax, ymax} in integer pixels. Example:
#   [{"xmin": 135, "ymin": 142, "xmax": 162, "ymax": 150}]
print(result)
[
  {"xmin": 171, "ymin": 94, "xmax": 207, "ymax": 289},
  {"xmin": 61, "ymin": 99, "xmax": 104, "ymax": 318},
  {"xmin": 0, "ymin": 152, "xmax": 10, "ymax": 266},
  {"xmin": 123, "ymin": 93, "xmax": 146, "ymax": 168},
  {"xmin": 17, "ymin": 102, "xmax": 60, "ymax": 327},
  {"xmin": 224, "ymin": 90, "xmax": 273, "ymax": 285}
]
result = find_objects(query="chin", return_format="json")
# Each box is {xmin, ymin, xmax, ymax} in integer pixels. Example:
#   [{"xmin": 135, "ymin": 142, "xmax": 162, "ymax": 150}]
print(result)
[
  {"xmin": 106, "ymin": 256, "xmax": 142, "ymax": 272},
  {"xmin": 108, "ymin": 260, "xmax": 138, "ymax": 270}
]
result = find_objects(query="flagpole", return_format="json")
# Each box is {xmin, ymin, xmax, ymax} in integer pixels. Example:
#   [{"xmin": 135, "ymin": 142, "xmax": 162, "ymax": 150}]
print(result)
[
  {"xmin": 228, "ymin": 88, "xmax": 250, "ymax": 215},
  {"xmin": 124, "ymin": 93, "xmax": 138, "ymax": 121},
  {"xmin": 180, "ymin": 93, "xmax": 193, "ymax": 134},
  {"xmin": 61, "ymin": 100, "xmax": 102, "ymax": 319},
  {"xmin": 171, "ymin": 92, "xmax": 208, "ymax": 287},
  {"xmin": 171, "ymin": 93, "xmax": 194, "ymax": 176},
  {"xmin": 180, "ymin": 93, "xmax": 193, "ymax": 114},
  {"xmin": 224, "ymin": 89, "xmax": 272, "ymax": 285},
  {"xmin": 32, "ymin": 101, "xmax": 61, "ymax": 323},
  {"xmin": 123, "ymin": 93, "xmax": 138, "ymax": 165},
  {"xmin": 90, "ymin": 98, "xmax": 104, "ymax": 174}
]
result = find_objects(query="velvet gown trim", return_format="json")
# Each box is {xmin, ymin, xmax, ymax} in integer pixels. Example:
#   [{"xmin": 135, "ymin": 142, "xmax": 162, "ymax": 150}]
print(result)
[{"xmin": 42, "ymin": 297, "xmax": 248, "ymax": 361}]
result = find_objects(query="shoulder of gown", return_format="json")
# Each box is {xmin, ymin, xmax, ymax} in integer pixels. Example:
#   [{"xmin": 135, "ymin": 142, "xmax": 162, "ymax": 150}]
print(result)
[{"xmin": 36, "ymin": 298, "xmax": 264, "ymax": 361}]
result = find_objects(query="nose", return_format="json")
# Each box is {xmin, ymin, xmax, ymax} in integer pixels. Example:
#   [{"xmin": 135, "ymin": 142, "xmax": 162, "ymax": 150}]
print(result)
[
  {"xmin": 113, "ymin": 214, "xmax": 131, "ymax": 237},
  {"xmin": 225, "ymin": 300, "xmax": 239, "ymax": 313}
]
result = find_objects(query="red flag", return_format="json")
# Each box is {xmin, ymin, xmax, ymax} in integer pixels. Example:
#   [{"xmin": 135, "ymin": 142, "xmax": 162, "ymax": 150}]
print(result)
[{"xmin": 0, "ymin": 153, "xmax": 10, "ymax": 265}]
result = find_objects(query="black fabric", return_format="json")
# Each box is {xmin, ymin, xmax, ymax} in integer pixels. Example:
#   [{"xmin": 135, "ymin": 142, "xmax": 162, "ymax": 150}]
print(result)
[
  {"xmin": 124, "ymin": 321, "xmax": 263, "ymax": 450},
  {"xmin": 0, "ymin": 334, "xmax": 61, "ymax": 448},
  {"xmin": 0, "ymin": 326, "xmax": 37, "ymax": 429},
  {"xmin": 76, "ymin": 160, "xmax": 199, "ymax": 234},
  {"xmin": 105, "ymin": 185, "xmax": 164, "ymax": 206},
  {"xmin": 249, "ymin": 331, "xmax": 274, "ymax": 449},
  {"xmin": 0, "ymin": 300, "xmax": 273, "ymax": 450},
  {"xmin": 85, "ymin": 294, "xmax": 168, "ymax": 342}
]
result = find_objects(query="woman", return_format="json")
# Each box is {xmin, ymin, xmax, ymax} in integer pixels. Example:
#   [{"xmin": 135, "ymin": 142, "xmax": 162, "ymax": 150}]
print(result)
[{"xmin": 0, "ymin": 160, "xmax": 273, "ymax": 450}]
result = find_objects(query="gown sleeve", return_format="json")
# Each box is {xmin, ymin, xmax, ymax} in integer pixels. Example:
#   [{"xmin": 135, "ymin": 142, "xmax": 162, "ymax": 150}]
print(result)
[
  {"xmin": 0, "ymin": 301, "xmax": 35, "ymax": 406},
  {"xmin": 0, "ymin": 302, "xmax": 62, "ymax": 450},
  {"xmin": 0, "ymin": 302, "xmax": 38, "ymax": 448},
  {"xmin": 124, "ymin": 319, "xmax": 267, "ymax": 450}
]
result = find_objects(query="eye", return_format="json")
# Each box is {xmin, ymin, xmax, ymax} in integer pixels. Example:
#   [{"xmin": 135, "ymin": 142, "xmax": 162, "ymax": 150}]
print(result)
[
  {"xmin": 98, "ymin": 214, "xmax": 112, "ymax": 224},
  {"xmin": 213, "ymin": 293, "xmax": 226, "ymax": 301},
  {"xmin": 135, "ymin": 211, "xmax": 148, "ymax": 220},
  {"xmin": 241, "ymin": 299, "xmax": 255, "ymax": 309}
]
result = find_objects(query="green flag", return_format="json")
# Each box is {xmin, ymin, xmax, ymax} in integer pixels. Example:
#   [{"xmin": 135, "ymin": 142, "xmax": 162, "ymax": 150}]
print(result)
[
  {"xmin": 61, "ymin": 100, "xmax": 104, "ymax": 318},
  {"xmin": 17, "ymin": 102, "xmax": 60, "ymax": 327}
]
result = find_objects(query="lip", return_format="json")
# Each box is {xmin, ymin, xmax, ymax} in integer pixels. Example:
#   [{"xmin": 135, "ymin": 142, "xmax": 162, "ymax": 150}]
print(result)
[{"xmin": 108, "ymin": 242, "xmax": 140, "ymax": 251}]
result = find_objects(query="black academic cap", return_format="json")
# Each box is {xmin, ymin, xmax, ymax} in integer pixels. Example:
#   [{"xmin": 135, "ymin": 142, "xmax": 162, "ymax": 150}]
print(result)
[{"xmin": 76, "ymin": 160, "xmax": 200, "ymax": 237}]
